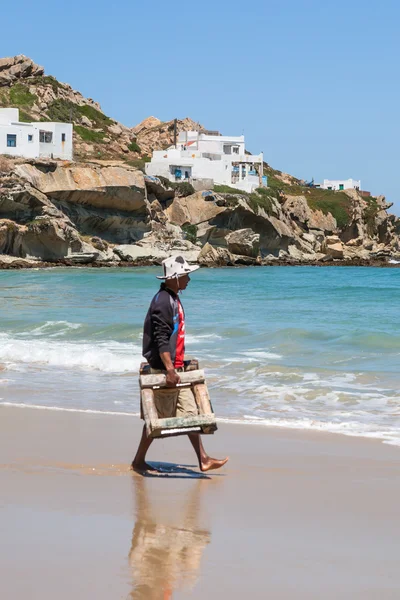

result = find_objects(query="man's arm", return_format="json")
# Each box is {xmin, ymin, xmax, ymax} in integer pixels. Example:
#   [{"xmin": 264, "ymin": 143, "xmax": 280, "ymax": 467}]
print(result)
[{"xmin": 160, "ymin": 351, "xmax": 181, "ymax": 387}]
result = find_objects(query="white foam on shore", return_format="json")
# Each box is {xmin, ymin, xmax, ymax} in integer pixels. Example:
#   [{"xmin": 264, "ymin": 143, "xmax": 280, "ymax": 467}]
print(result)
[
  {"xmin": 2, "ymin": 401, "xmax": 399, "ymax": 447},
  {"xmin": 216, "ymin": 415, "xmax": 400, "ymax": 446},
  {"xmin": 0, "ymin": 401, "xmax": 140, "ymax": 417},
  {"xmin": 0, "ymin": 333, "xmax": 142, "ymax": 373}
]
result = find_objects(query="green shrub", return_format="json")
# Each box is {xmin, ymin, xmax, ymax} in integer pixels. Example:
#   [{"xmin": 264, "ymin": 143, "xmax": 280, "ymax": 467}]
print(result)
[
  {"xmin": 9, "ymin": 84, "xmax": 37, "ymax": 107},
  {"xmin": 30, "ymin": 75, "xmax": 63, "ymax": 94},
  {"xmin": 157, "ymin": 176, "xmax": 173, "ymax": 189},
  {"xmin": 214, "ymin": 184, "xmax": 247, "ymax": 195},
  {"xmin": 46, "ymin": 100, "xmax": 112, "ymax": 129},
  {"xmin": 74, "ymin": 125, "xmax": 105, "ymax": 143},
  {"xmin": 306, "ymin": 190, "xmax": 351, "ymax": 228},
  {"xmin": 182, "ymin": 223, "xmax": 197, "ymax": 244},
  {"xmin": 174, "ymin": 181, "xmax": 195, "ymax": 197},
  {"xmin": 224, "ymin": 194, "xmax": 240, "ymax": 207},
  {"xmin": 18, "ymin": 110, "xmax": 34, "ymax": 122},
  {"xmin": 128, "ymin": 140, "xmax": 141, "ymax": 153},
  {"xmin": 154, "ymin": 177, "xmax": 194, "ymax": 196},
  {"xmin": 126, "ymin": 159, "xmax": 147, "ymax": 172},
  {"xmin": 247, "ymin": 193, "xmax": 273, "ymax": 215},
  {"xmin": 47, "ymin": 99, "xmax": 81, "ymax": 122},
  {"xmin": 77, "ymin": 104, "xmax": 112, "ymax": 127}
]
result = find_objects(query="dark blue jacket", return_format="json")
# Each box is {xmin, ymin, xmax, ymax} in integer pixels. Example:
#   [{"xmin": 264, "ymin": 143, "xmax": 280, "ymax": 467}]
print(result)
[{"xmin": 142, "ymin": 284, "xmax": 181, "ymax": 369}]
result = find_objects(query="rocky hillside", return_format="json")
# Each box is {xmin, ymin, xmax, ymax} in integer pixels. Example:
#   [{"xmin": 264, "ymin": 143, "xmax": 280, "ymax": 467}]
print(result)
[
  {"xmin": 0, "ymin": 55, "xmax": 139, "ymax": 162},
  {"xmin": 0, "ymin": 55, "xmax": 399, "ymax": 268},
  {"xmin": 0, "ymin": 156, "xmax": 399, "ymax": 269},
  {"xmin": 0, "ymin": 55, "xmax": 208, "ymax": 166}
]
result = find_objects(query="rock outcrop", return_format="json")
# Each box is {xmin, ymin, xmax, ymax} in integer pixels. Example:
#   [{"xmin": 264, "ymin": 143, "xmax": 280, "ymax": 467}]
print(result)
[
  {"xmin": 0, "ymin": 158, "xmax": 399, "ymax": 267},
  {"xmin": 132, "ymin": 117, "xmax": 204, "ymax": 155}
]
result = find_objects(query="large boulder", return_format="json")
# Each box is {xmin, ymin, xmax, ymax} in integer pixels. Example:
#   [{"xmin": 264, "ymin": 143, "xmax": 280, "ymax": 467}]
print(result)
[
  {"xmin": 325, "ymin": 242, "xmax": 344, "ymax": 259},
  {"xmin": 197, "ymin": 242, "xmax": 234, "ymax": 267},
  {"xmin": 0, "ymin": 216, "xmax": 83, "ymax": 260},
  {"xmin": 165, "ymin": 191, "xmax": 226, "ymax": 226},
  {"xmin": 15, "ymin": 161, "xmax": 147, "ymax": 213},
  {"xmin": 283, "ymin": 195, "xmax": 337, "ymax": 232},
  {"xmin": 225, "ymin": 228, "xmax": 260, "ymax": 257},
  {"xmin": 0, "ymin": 181, "xmax": 62, "ymax": 222}
]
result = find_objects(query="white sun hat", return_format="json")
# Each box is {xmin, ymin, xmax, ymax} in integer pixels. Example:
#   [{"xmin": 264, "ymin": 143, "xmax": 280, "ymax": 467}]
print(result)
[{"xmin": 156, "ymin": 255, "xmax": 200, "ymax": 280}]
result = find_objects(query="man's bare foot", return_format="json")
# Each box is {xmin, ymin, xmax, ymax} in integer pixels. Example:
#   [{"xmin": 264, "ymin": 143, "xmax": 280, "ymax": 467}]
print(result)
[
  {"xmin": 200, "ymin": 456, "xmax": 229, "ymax": 472},
  {"xmin": 131, "ymin": 460, "xmax": 158, "ymax": 474}
]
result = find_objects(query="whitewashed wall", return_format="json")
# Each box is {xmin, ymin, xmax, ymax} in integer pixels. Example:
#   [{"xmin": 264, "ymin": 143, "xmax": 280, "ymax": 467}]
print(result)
[
  {"xmin": 0, "ymin": 108, "xmax": 73, "ymax": 160},
  {"xmin": 322, "ymin": 179, "xmax": 361, "ymax": 190},
  {"xmin": 0, "ymin": 123, "xmax": 39, "ymax": 158}
]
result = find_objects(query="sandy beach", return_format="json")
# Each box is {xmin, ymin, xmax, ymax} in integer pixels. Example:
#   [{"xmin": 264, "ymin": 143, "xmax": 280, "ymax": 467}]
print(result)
[{"xmin": 0, "ymin": 405, "xmax": 399, "ymax": 599}]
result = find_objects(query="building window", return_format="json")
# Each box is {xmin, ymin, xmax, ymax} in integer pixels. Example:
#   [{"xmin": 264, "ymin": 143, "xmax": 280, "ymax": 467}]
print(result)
[
  {"xmin": 339, "ymin": 184, "xmax": 344, "ymax": 190},
  {"xmin": 223, "ymin": 144, "xmax": 232, "ymax": 154},
  {"xmin": 232, "ymin": 146, "xmax": 239, "ymax": 154},
  {"xmin": 7, "ymin": 134, "xmax": 16, "ymax": 147},
  {"xmin": 28, "ymin": 134, "xmax": 33, "ymax": 142},
  {"xmin": 61, "ymin": 133, "xmax": 66, "ymax": 142},
  {"xmin": 39, "ymin": 130, "xmax": 53, "ymax": 143}
]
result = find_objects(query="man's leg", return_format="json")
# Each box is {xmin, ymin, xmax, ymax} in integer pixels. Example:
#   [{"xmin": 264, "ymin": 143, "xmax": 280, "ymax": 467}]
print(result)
[
  {"xmin": 131, "ymin": 425, "xmax": 155, "ymax": 472},
  {"xmin": 176, "ymin": 387, "xmax": 228, "ymax": 472},
  {"xmin": 188, "ymin": 433, "xmax": 229, "ymax": 472}
]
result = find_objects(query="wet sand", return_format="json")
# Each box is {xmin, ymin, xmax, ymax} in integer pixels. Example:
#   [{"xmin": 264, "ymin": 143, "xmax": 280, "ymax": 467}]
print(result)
[{"xmin": 1, "ymin": 405, "xmax": 400, "ymax": 599}]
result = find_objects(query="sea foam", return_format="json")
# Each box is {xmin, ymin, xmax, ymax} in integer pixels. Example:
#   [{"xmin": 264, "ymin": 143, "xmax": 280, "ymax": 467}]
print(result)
[{"xmin": 0, "ymin": 333, "xmax": 141, "ymax": 373}]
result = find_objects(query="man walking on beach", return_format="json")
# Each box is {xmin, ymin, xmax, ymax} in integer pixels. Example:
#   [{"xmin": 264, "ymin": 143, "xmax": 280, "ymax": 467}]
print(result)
[{"xmin": 132, "ymin": 255, "xmax": 228, "ymax": 473}]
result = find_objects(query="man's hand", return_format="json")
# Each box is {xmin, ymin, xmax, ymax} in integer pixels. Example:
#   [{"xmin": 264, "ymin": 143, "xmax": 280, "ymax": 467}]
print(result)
[{"xmin": 166, "ymin": 367, "xmax": 181, "ymax": 387}]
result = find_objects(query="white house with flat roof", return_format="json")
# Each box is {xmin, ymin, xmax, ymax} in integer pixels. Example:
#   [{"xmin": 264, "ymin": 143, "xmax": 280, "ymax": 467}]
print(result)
[
  {"xmin": 145, "ymin": 130, "xmax": 264, "ymax": 193},
  {"xmin": 0, "ymin": 108, "xmax": 73, "ymax": 160},
  {"xmin": 319, "ymin": 178, "xmax": 361, "ymax": 191}
]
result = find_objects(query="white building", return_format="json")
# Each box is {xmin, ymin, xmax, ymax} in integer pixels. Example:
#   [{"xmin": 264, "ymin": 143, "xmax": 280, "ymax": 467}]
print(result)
[
  {"xmin": 320, "ymin": 178, "xmax": 361, "ymax": 191},
  {"xmin": 0, "ymin": 108, "xmax": 73, "ymax": 160},
  {"xmin": 145, "ymin": 130, "xmax": 264, "ymax": 193}
]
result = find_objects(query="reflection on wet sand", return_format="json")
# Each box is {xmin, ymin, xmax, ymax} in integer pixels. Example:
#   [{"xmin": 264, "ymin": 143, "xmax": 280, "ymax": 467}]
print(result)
[{"xmin": 129, "ymin": 474, "xmax": 211, "ymax": 599}]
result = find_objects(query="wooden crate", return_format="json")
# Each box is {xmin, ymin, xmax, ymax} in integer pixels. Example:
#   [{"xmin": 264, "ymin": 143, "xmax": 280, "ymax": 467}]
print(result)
[{"xmin": 139, "ymin": 360, "xmax": 218, "ymax": 438}]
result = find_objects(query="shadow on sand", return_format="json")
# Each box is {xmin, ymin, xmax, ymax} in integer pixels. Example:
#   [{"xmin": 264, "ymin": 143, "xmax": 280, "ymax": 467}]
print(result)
[{"xmin": 136, "ymin": 461, "xmax": 225, "ymax": 479}]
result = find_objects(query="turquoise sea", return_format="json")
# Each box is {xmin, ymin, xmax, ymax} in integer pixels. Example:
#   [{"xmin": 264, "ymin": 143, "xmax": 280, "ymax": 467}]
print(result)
[{"xmin": 1, "ymin": 266, "xmax": 400, "ymax": 445}]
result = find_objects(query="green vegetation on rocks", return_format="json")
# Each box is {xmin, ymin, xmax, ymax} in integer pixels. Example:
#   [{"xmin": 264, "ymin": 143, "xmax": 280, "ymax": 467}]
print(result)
[
  {"xmin": 247, "ymin": 189, "xmax": 274, "ymax": 215},
  {"xmin": 305, "ymin": 189, "xmax": 351, "ymax": 228},
  {"xmin": 214, "ymin": 184, "xmax": 243, "ymax": 194},
  {"xmin": 18, "ymin": 110, "xmax": 34, "ymax": 123},
  {"xmin": 77, "ymin": 104, "xmax": 113, "ymax": 127},
  {"xmin": 46, "ymin": 99, "xmax": 113, "ymax": 128},
  {"xmin": 128, "ymin": 141, "xmax": 141, "ymax": 153},
  {"xmin": 364, "ymin": 196, "xmax": 379, "ymax": 236},
  {"xmin": 74, "ymin": 125, "xmax": 104, "ymax": 143},
  {"xmin": 9, "ymin": 84, "xmax": 37, "ymax": 108},
  {"xmin": 47, "ymin": 99, "xmax": 81, "ymax": 122},
  {"xmin": 157, "ymin": 177, "xmax": 195, "ymax": 197},
  {"xmin": 29, "ymin": 75, "xmax": 63, "ymax": 94},
  {"xmin": 214, "ymin": 185, "xmax": 274, "ymax": 215},
  {"xmin": 182, "ymin": 223, "xmax": 197, "ymax": 244}
]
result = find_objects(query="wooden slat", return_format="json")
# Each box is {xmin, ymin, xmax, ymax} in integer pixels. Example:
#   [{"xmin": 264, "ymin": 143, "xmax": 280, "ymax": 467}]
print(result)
[
  {"xmin": 193, "ymin": 383, "xmax": 213, "ymax": 415},
  {"xmin": 140, "ymin": 388, "xmax": 159, "ymax": 438},
  {"xmin": 149, "ymin": 413, "xmax": 217, "ymax": 438},
  {"xmin": 157, "ymin": 414, "xmax": 216, "ymax": 429},
  {"xmin": 140, "ymin": 369, "xmax": 205, "ymax": 389}
]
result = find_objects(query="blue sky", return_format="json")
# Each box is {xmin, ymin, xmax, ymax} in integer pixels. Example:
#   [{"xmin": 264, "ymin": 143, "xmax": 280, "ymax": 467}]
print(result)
[{"xmin": 3, "ymin": 0, "xmax": 400, "ymax": 211}]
